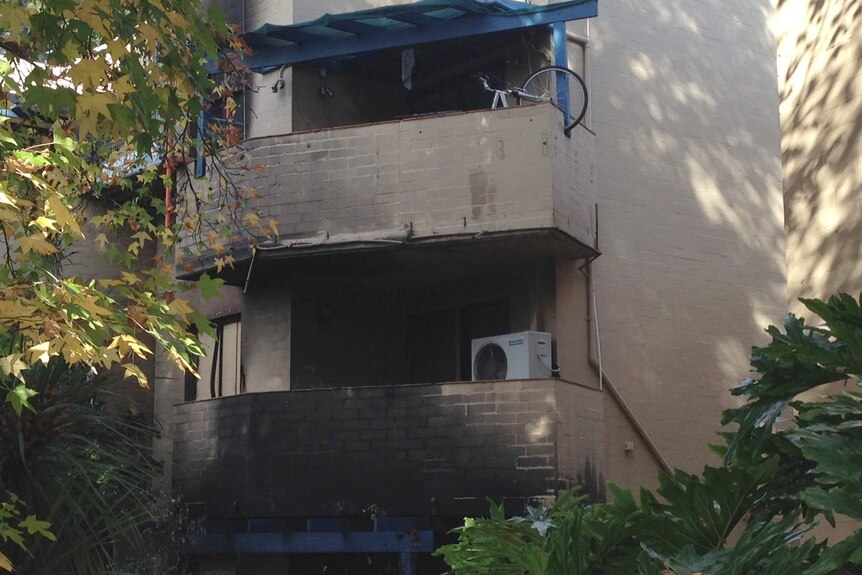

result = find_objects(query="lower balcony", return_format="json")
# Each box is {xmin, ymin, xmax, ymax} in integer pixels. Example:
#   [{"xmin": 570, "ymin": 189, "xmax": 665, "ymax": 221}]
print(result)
[{"xmin": 172, "ymin": 379, "xmax": 604, "ymax": 520}]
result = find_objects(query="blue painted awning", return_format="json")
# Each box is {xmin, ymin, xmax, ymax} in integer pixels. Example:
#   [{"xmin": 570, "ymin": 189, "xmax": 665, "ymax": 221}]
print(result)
[{"xmin": 243, "ymin": 0, "xmax": 597, "ymax": 72}]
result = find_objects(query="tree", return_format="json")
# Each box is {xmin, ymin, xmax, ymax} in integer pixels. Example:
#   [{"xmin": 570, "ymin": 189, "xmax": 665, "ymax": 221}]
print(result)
[
  {"xmin": 437, "ymin": 294, "xmax": 862, "ymax": 574},
  {"xmin": 0, "ymin": 0, "xmax": 262, "ymax": 569}
]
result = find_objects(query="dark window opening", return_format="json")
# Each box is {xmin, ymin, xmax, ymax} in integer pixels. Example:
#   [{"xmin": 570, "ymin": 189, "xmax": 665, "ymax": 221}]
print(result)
[
  {"xmin": 194, "ymin": 315, "xmax": 244, "ymax": 400},
  {"xmin": 407, "ymin": 299, "xmax": 509, "ymax": 384}
]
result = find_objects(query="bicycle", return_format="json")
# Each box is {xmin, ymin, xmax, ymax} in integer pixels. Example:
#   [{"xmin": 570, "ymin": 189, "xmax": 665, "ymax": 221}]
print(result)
[{"xmin": 474, "ymin": 66, "xmax": 588, "ymax": 135}]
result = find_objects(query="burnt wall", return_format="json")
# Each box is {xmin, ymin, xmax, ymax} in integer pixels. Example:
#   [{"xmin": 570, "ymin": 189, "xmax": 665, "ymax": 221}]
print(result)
[{"xmin": 172, "ymin": 379, "xmax": 603, "ymax": 519}]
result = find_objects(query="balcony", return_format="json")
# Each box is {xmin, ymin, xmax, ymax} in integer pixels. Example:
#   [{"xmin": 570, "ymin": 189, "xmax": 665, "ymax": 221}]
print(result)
[
  {"xmin": 172, "ymin": 379, "xmax": 605, "ymax": 519},
  {"xmin": 186, "ymin": 103, "xmax": 598, "ymax": 281}
]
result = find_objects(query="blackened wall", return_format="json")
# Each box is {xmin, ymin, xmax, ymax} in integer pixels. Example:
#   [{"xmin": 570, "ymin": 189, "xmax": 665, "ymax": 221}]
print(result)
[{"xmin": 172, "ymin": 379, "xmax": 603, "ymax": 519}]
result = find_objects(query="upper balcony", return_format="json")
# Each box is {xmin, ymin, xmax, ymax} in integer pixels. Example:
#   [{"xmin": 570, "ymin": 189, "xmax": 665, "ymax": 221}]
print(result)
[{"xmin": 186, "ymin": 103, "xmax": 597, "ymax": 281}]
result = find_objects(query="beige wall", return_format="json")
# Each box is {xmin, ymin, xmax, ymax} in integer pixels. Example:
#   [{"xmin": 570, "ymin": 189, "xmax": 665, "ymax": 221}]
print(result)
[
  {"xmin": 774, "ymin": 0, "xmax": 861, "ymax": 540},
  {"xmin": 588, "ymin": 0, "xmax": 786, "ymax": 472},
  {"xmin": 775, "ymin": 0, "xmax": 862, "ymax": 315}
]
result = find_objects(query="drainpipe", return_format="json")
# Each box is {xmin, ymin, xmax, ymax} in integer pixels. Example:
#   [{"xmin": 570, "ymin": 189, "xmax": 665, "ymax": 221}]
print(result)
[{"xmin": 585, "ymin": 261, "xmax": 673, "ymax": 474}]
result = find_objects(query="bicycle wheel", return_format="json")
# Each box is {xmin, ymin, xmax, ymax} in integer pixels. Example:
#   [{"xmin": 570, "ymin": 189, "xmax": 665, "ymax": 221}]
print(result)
[{"xmin": 519, "ymin": 65, "xmax": 588, "ymax": 134}]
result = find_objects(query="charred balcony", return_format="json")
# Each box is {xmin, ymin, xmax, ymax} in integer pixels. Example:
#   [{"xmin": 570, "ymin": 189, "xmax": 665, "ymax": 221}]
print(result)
[
  {"xmin": 184, "ymin": 103, "xmax": 598, "ymax": 283},
  {"xmin": 172, "ymin": 379, "xmax": 605, "ymax": 520}
]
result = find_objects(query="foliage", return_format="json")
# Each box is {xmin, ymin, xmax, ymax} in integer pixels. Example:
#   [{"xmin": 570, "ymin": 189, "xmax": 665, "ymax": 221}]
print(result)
[
  {"xmin": 437, "ymin": 294, "xmax": 862, "ymax": 575},
  {"xmin": 0, "ymin": 358, "xmax": 195, "ymax": 573},
  {"xmin": 0, "ymin": 0, "xmax": 272, "ymax": 568}
]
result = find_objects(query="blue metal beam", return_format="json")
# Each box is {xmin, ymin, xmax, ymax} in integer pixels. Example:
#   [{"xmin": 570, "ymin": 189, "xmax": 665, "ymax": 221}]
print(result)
[
  {"xmin": 552, "ymin": 22, "xmax": 571, "ymax": 126},
  {"xmin": 268, "ymin": 27, "xmax": 325, "ymax": 44},
  {"xmin": 387, "ymin": 12, "xmax": 443, "ymax": 26},
  {"xmin": 242, "ymin": 1, "xmax": 597, "ymax": 72},
  {"xmin": 327, "ymin": 19, "xmax": 383, "ymax": 36},
  {"xmin": 189, "ymin": 531, "xmax": 436, "ymax": 554}
]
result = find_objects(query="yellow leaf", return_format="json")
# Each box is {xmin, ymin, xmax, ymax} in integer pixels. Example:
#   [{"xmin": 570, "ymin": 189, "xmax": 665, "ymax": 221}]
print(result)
[
  {"xmin": 0, "ymin": 354, "xmax": 27, "ymax": 379},
  {"xmin": 0, "ymin": 192, "xmax": 18, "ymax": 207},
  {"xmin": 242, "ymin": 212, "xmax": 259, "ymax": 227},
  {"xmin": 94, "ymin": 233, "xmax": 109, "ymax": 250},
  {"xmin": 27, "ymin": 341, "xmax": 51, "ymax": 365},
  {"xmin": 122, "ymin": 363, "xmax": 149, "ymax": 388},
  {"xmin": 31, "ymin": 216, "xmax": 58, "ymax": 232},
  {"xmin": 69, "ymin": 58, "xmax": 106, "ymax": 90},
  {"xmin": 20, "ymin": 235, "xmax": 57, "ymax": 255},
  {"xmin": 0, "ymin": 550, "xmax": 13, "ymax": 572},
  {"xmin": 168, "ymin": 298, "xmax": 193, "ymax": 319},
  {"xmin": 47, "ymin": 195, "xmax": 84, "ymax": 238},
  {"xmin": 121, "ymin": 271, "xmax": 139, "ymax": 285},
  {"xmin": 107, "ymin": 334, "xmax": 152, "ymax": 359},
  {"xmin": 0, "ymin": 300, "xmax": 38, "ymax": 319},
  {"xmin": 268, "ymin": 219, "xmax": 279, "ymax": 236}
]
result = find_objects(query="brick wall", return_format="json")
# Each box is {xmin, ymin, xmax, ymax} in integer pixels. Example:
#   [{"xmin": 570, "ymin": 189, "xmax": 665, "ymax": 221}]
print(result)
[
  {"xmin": 172, "ymin": 379, "xmax": 604, "ymax": 519},
  {"xmin": 190, "ymin": 104, "xmax": 597, "ymax": 270}
]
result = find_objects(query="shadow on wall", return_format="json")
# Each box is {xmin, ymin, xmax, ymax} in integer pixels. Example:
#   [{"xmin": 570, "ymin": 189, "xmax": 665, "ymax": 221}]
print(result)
[
  {"xmin": 586, "ymin": 0, "xmax": 786, "ymax": 471},
  {"xmin": 777, "ymin": 0, "xmax": 862, "ymax": 312}
]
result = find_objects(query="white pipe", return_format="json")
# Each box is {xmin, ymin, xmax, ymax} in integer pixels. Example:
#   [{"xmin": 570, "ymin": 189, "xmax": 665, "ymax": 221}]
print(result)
[
  {"xmin": 592, "ymin": 280, "xmax": 603, "ymax": 391},
  {"xmin": 242, "ymin": 247, "xmax": 256, "ymax": 294},
  {"xmin": 585, "ymin": 262, "xmax": 673, "ymax": 473}
]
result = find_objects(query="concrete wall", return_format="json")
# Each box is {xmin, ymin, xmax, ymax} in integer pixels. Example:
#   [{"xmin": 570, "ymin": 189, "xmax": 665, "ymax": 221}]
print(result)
[
  {"xmin": 172, "ymin": 379, "xmax": 604, "ymax": 519},
  {"xmin": 775, "ymin": 0, "xmax": 862, "ymax": 314},
  {"xmin": 587, "ymin": 0, "xmax": 786, "ymax": 471}
]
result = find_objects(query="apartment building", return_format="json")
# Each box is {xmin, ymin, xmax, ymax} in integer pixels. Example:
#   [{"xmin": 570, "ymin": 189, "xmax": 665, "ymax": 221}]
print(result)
[
  {"xmin": 775, "ymin": 0, "xmax": 861, "ymax": 314},
  {"xmin": 773, "ymin": 0, "xmax": 861, "ymax": 541},
  {"xmin": 156, "ymin": 0, "xmax": 787, "ymax": 572}
]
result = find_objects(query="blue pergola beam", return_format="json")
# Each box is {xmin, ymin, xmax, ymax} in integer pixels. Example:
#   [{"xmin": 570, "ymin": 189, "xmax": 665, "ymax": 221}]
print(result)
[
  {"xmin": 327, "ymin": 19, "xmax": 384, "ymax": 36},
  {"xmin": 242, "ymin": 1, "xmax": 597, "ymax": 72},
  {"xmin": 189, "ymin": 531, "xmax": 436, "ymax": 554},
  {"xmin": 268, "ymin": 27, "xmax": 326, "ymax": 44},
  {"xmin": 387, "ymin": 12, "xmax": 444, "ymax": 26}
]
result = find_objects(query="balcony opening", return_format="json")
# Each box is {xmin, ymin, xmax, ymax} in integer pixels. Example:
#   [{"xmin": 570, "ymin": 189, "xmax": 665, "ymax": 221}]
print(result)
[
  {"xmin": 286, "ymin": 254, "xmax": 556, "ymax": 390},
  {"xmin": 406, "ymin": 298, "xmax": 510, "ymax": 384},
  {"xmin": 291, "ymin": 28, "xmax": 553, "ymax": 132}
]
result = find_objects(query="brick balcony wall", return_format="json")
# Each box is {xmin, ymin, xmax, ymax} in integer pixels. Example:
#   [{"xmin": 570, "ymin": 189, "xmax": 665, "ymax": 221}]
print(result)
[
  {"xmin": 186, "ymin": 104, "xmax": 597, "ymax": 268},
  {"xmin": 172, "ymin": 379, "xmax": 604, "ymax": 519}
]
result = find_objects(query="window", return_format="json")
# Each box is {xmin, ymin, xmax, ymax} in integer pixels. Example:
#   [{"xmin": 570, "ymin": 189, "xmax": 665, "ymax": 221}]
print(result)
[{"xmin": 189, "ymin": 315, "xmax": 244, "ymax": 400}]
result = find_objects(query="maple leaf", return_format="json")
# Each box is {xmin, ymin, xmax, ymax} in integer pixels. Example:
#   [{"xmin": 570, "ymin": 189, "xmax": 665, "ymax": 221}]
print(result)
[{"xmin": 196, "ymin": 273, "xmax": 224, "ymax": 301}]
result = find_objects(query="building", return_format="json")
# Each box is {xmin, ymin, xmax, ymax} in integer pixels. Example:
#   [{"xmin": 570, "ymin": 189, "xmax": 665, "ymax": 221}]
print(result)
[
  {"xmin": 773, "ymin": 0, "xmax": 861, "ymax": 540},
  {"xmin": 154, "ymin": 0, "xmax": 786, "ymax": 572},
  {"xmin": 775, "ymin": 0, "xmax": 861, "ymax": 315}
]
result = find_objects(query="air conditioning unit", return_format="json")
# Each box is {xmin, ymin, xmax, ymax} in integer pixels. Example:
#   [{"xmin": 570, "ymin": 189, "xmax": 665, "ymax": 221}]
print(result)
[{"xmin": 471, "ymin": 331, "xmax": 553, "ymax": 381}]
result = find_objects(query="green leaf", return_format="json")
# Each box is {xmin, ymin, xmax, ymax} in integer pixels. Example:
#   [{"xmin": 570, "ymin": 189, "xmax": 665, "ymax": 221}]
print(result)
[
  {"xmin": 19, "ymin": 515, "xmax": 56, "ymax": 541},
  {"xmin": 196, "ymin": 273, "xmax": 224, "ymax": 301},
  {"xmin": 5, "ymin": 384, "xmax": 37, "ymax": 415}
]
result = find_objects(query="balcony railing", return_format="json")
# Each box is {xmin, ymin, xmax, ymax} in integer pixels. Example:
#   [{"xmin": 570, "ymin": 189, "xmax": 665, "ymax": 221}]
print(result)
[
  {"xmin": 172, "ymin": 379, "xmax": 605, "ymax": 519},
  {"xmin": 185, "ymin": 104, "xmax": 598, "ymax": 278}
]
